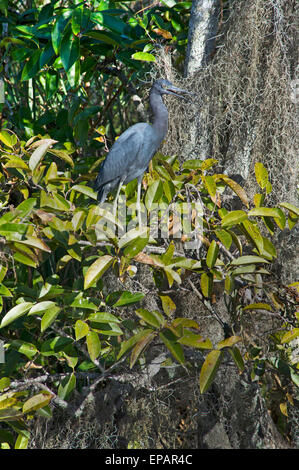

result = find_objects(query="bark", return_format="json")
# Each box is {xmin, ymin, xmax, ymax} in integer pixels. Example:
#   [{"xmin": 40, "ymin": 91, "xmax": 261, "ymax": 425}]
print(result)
[
  {"xmin": 183, "ymin": 0, "xmax": 220, "ymax": 160},
  {"xmin": 184, "ymin": 0, "xmax": 220, "ymax": 75}
]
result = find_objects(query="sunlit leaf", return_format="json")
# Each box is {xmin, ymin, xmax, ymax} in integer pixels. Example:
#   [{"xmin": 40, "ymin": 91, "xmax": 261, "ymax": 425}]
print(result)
[
  {"xmin": 0, "ymin": 302, "xmax": 34, "ymax": 328},
  {"xmin": 84, "ymin": 255, "xmax": 113, "ymax": 289},
  {"xmin": 199, "ymin": 350, "xmax": 223, "ymax": 393},
  {"xmin": 86, "ymin": 331, "xmax": 101, "ymax": 361},
  {"xmin": 23, "ymin": 392, "xmax": 53, "ymax": 414}
]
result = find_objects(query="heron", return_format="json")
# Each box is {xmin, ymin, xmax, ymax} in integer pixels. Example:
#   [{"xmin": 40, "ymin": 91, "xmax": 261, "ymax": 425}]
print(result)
[{"xmin": 95, "ymin": 79, "xmax": 191, "ymax": 227}]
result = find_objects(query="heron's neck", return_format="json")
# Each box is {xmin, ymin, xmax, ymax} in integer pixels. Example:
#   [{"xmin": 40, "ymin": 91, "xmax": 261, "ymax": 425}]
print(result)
[{"xmin": 150, "ymin": 90, "xmax": 168, "ymax": 141}]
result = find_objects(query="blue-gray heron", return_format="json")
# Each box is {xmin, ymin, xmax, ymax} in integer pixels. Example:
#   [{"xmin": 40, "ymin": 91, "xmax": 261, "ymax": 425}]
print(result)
[{"xmin": 95, "ymin": 79, "xmax": 191, "ymax": 226}]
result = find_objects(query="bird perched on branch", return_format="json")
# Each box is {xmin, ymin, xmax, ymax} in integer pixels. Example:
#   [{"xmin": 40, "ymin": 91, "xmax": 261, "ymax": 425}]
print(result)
[{"xmin": 95, "ymin": 79, "xmax": 191, "ymax": 226}]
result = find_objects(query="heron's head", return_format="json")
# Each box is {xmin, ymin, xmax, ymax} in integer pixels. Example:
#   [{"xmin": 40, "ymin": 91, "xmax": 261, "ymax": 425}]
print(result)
[{"xmin": 153, "ymin": 79, "xmax": 192, "ymax": 100}]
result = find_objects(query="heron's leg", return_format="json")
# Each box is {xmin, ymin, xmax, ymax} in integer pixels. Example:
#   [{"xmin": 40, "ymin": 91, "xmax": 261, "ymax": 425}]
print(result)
[
  {"xmin": 137, "ymin": 175, "xmax": 143, "ymax": 229},
  {"xmin": 113, "ymin": 177, "xmax": 125, "ymax": 218}
]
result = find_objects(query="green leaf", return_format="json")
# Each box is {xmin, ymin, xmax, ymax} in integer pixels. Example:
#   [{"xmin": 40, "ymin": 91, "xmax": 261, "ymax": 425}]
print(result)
[
  {"xmin": 131, "ymin": 52, "xmax": 156, "ymax": 62},
  {"xmin": 228, "ymin": 347, "xmax": 245, "ymax": 372},
  {"xmin": 248, "ymin": 207, "xmax": 284, "ymax": 218},
  {"xmin": 0, "ymin": 283, "xmax": 12, "ymax": 297},
  {"xmin": 21, "ymin": 50, "xmax": 41, "ymax": 82},
  {"xmin": 29, "ymin": 140, "xmax": 57, "ymax": 171},
  {"xmin": 10, "ymin": 340, "xmax": 38, "ymax": 359},
  {"xmin": 118, "ymin": 227, "xmax": 148, "ymax": 250},
  {"xmin": 4, "ymin": 157, "xmax": 29, "ymax": 170},
  {"xmin": 52, "ymin": 11, "xmax": 73, "ymax": 55},
  {"xmin": 58, "ymin": 373, "xmax": 76, "ymax": 401},
  {"xmin": 41, "ymin": 306, "xmax": 61, "ymax": 332},
  {"xmin": 202, "ymin": 175, "xmax": 216, "ymax": 198},
  {"xmin": 279, "ymin": 202, "xmax": 299, "ymax": 217},
  {"xmin": 0, "ymin": 302, "xmax": 34, "ymax": 328},
  {"xmin": 0, "ymin": 265, "xmax": 7, "ymax": 283},
  {"xmin": 14, "ymin": 434, "xmax": 29, "ymax": 449},
  {"xmin": 230, "ymin": 255, "xmax": 269, "ymax": 266},
  {"xmin": 255, "ymin": 162, "xmax": 269, "ymax": 189},
  {"xmin": 206, "ymin": 240, "xmax": 219, "ymax": 268},
  {"xmin": 200, "ymin": 272, "xmax": 213, "ymax": 298},
  {"xmin": 281, "ymin": 329, "xmax": 299, "ymax": 344},
  {"xmin": 60, "ymin": 28, "xmax": 80, "ymax": 72},
  {"xmin": 241, "ymin": 219, "xmax": 264, "ymax": 254},
  {"xmin": 130, "ymin": 330, "xmax": 156, "ymax": 368},
  {"xmin": 117, "ymin": 329, "xmax": 153, "ymax": 360},
  {"xmin": 135, "ymin": 308, "xmax": 163, "ymax": 328},
  {"xmin": 72, "ymin": 5, "xmax": 83, "ymax": 35},
  {"xmin": 88, "ymin": 312, "xmax": 120, "ymax": 323},
  {"xmin": 145, "ymin": 180, "xmax": 163, "ymax": 210},
  {"xmin": 28, "ymin": 301, "xmax": 56, "ymax": 315},
  {"xmin": 0, "ymin": 130, "xmax": 17, "ymax": 148},
  {"xmin": 48, "ymin": 148, "xmax": 74, "ymax": 168},
  {"xmin": 160, "ymin": 295, "xmax": 176, "ymax": 317},
  {"xmin": 199, "ymin": 350, "xmax": 223, "ymax": 393},
  {"xmin": 107, "ymin": 291, "xmax": 145, "ymax": 307},
  {"xmin": 217, "ymin": 175, "xmax": 249, "ymax": 207},
  {"xmin": 214, "ymin": 229, "xmax": 232, "ymax": 250},
  {"xmin": 182, "ymin": 159, "xmax": 203, "ymax": 170},
  {"xmin": 71, "ymin": 184, "xmax": 98, "ymax": 200},
  {"xmin": 159, "ymin": 329, "xmax": 185, "ymax": 366},
  {"xmin": 86, "ymin": 331, "xmax": 101, "ymax": 361},
  {"xmin": 221, "ymin": 210, "xmax": 248, "ymax": 227},
  {"xmin": 217, "ymin": 336, "xmax": 242, "ymax": 349},
  {"xmin": 0, "ymin": 378, "xmax": 10, "ymax": 391},
  {"xmin": 23, "ymin": 392, "xmax": 53, "ymax": 414},
  {"xmin": 84, "ymin": 255, "xmax": 113, "ymax": 289},
  {"xmin": 83, "ymin": 31, "xmax": 120, "ymax": 46},
  {"xmin": 178, "ymin": 333, "xmax": 213, "ymax": 349},
  {"xmin": 75, "ymin": 320, "xmax": 89, "ymax": 340},
  {"xmin": 243, "ymin": 303, "xmax": 273, "ymax": 312}
]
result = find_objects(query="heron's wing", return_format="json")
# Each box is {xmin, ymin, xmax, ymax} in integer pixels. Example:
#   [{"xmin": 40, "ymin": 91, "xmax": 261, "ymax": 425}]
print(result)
[{"xmin": 95, "ymin": 123, "xmax": 149, "ymax": 190}]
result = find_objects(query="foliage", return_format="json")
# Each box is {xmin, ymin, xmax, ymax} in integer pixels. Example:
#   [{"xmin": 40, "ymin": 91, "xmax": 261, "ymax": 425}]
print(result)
[
  {"xmin": 0, "ymin": 128, "xmax": 298, "ymax": 447},
  {"xmin": 0, "ymin": 0, "xmax": 191, "ymax": 146}
]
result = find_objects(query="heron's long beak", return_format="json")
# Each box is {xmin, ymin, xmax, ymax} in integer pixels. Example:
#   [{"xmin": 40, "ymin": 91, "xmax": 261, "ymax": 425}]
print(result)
[{"xmin": 165, "ymin": 85, "xmax": 193, "ymax": 100}]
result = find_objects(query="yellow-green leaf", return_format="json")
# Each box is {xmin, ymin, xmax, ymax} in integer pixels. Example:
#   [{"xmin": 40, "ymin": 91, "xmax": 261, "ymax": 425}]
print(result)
[
  {"xmin": 178, "ymin": 333, "xmax": 213, "ymax": 349},
  {"xmin": 0, "ymin": 302, "xmax": 34, "ymax": 328},
  {"xmin": 130, "ymin": 330, "xmax": 156, "ymax": 368},
  {"xmin": 279, "ymin": 202, "xmax": 299, "ymax": 217},
  {"xmin": 117, "ymin": 329, "xmax": 153, "ymax": 360},
  {"xmin": 135, "ymin": 308, "xmax": 163, "ymax": 328},
  {"xmin": 281, "ymin": 329, "xmax": 299, "ymax": 344},
  {"xmin": 86, "ymin": 331, "xmax": 101, "ymax": 361},
  {"xmin": 255, "ymin": 162, "xmax": 268, "ymax": 189},
  {"xmin": 160, "ymin": 295, "xmax": 176, "ymax": 317},
  {"xmin": 200, "ymin": 272, "xmax": 213, "ymax": 298},
  {"xmin": 199, "ymin": 350, "xmax": 223, "ymax": 393},
  {"xmin": 41, "ymin": 306, "xmax": 61, "ymax": 332},
  {"xmin": 216, "ymin": 174, "xmax": 249, "ymax": 207},
  {"xmin": 75, "ymin": 320, "xmax": 89, "ymax": 340},
  {"xmin": 14, "ymin": 434, "xmax": 29, "ymax": 449},
  {"xmin": 206, "ymin": 240, "xmax": 219, "ymax": 268},
  {"xmin": 159, "ymin": 330, "xmax": 185, "ymax": 366},
  {"xmin": 230, "ymin": 255, "xmax": 269, "ymax": 266},
  {"xmin": 29, "ymin": 140, "xmax": 58, "ymax": 171},
  {"xmin": 221, "ymin": 210, "xmax": 248, "ymax": 227},
  {"xmin": 84, "ymin": 255, "xmax": 113, "ymax": 289},
  {"xmin": 243, "ymin": 303, "xmax": 273, "ymax": 311},
  {"xmin": 23, "ymin": 392, "xmax": 53, "ymax": 414},
  {"xmin": 228, "ymin": 346, "xmax": 245, "ymax": 372},
  {"xmin": 217, "ymin": 335, "xmax": 242, "ymax": 349}
]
